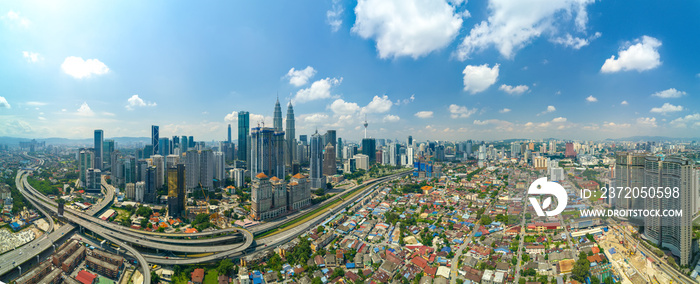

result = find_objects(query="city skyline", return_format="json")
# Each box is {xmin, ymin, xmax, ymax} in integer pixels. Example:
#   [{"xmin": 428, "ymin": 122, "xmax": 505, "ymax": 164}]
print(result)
[{"xmin": 1, "ymin": 1, "xmax": 700, "ymax": 141}]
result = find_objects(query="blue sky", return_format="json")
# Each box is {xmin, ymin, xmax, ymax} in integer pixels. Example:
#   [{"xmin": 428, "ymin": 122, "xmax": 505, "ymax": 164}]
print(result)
[{"xmin": 1, "ymin": 0, "xmax": 699, "ymax": 142}]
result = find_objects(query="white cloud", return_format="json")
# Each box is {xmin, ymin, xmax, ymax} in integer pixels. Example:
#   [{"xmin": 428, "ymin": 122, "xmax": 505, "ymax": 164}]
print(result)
[
  {"xmin": 537, "ymin": 105, "xmax": 556, "ymax": 116},
  {"xmin": 670, "ymin": 114, "xmax": 700, "ymax": 128},
  {"xmin": 38, "ymin": 116, "xmax": 46, "ymax": 120},
  {"xmin": 76, "ymin": 102, "xmax": 95, "ymax": 116},
  {"xmin": 126, "ymin": 94, "xmax": 157, "ymax": 110},
  {"xmin": 1, "ymin": 10, "xmax": 30, "ymax": 28},
  {"xmin": 25, "ymin": 101, "xmax": 47, "ymax": 106},
  {"xmin": 586, "ymin": 95, "xmax": 598, "ymax": 102},
  {"xmin": 362, "ymin": 95, "xmax": 392, "ymax": 113},
  {"xmin": 294, "ymin": 77, "xmax": 342, "ymax": 103},
  {"xmin": 499, "ymin": 84, "xmax": 529, "ymax": 95},
  {"xmin": 636, "ymin": 117, "xmax": 657, "ymax": 127},
  {"xmin": 327, "ymin": 0, "xmax": 344, "ymax": 32},
  {"xmin": 61, "ymin": 56, "xmax": 109, "ymax": 79},
  {"xmin": 621, "ymin": 100, "xmax": 629, "ymax": 105},
  {"xmin": 552, "ymin": 117, "xmax": 567, "ymax": 123},
  {"xmin": 414, "ymin": 111, "xmax": 434, "ymax": 118},
  {"xmin": 551, "ymin": 32, "xmax": 601, "ymax": 49},
  {"xmin": 651, "ymin": 88, "xmax": 686, "ymax": 98},
  {"xmin": 473, "ymin": 119, "xmax": 514, "ymax": 131},
  {"xmin": 601, "ymin": 36, "xmax": 662, "ymax": 73},
  {"xmin": 448, "ymin": 104, "xmax": 478, "ymax": 118},
  {"xmin": 304, "ymin": 113, "xmax": 330, "ymax": 124},
  {"xmin": 22, "ymin": 51, "xmax": 42, "ymax": 63},
  {"xmin": 499, "ymin": 108, "xmax": 511, "ymax": 113},
  {"xmin": 456, "ymin": 0, "xmax": 596, "ymax": 60},
  {"xmin": 650, "ymin": 103, "xmax": 683, "ymax": 114},
  {"xmin": 330, "ymin": 99, "xmax": 360, "ymax": 115},
  {"xmin": 352, "ymin": 0, "xmax": 463, "ymax": 59},
  {"xmin": 224, "ymin": 111, "xmax": 267, "ymax": 125},
  {"xmin": 462, "ymin": 64, "xmax": 499, "ymax": 94},
  {"xmin": 395, "ymin": 94, "xmax": 416, "ymax": 105},
  {"xmin": 285, "ymin": 66, "xmax": 317, "ymax": 87},
  {"xmin": 0, "ymin": 96, "xmax": 10, "ymax": 108},
  {"xmin": 383, "ymin": 114, "xmax": 400, "ymax": 122}
]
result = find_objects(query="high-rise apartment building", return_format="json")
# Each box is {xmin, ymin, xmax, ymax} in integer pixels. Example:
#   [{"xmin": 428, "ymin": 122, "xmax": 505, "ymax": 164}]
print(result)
[
  {"xmin": 249, "ymin": 126, "xmax": 285, "ymax": 179},
  {"xmin": 151, "ymin": 154, "xmax": 165, "ymax": 189},
  {"xmin": 614, "ymin": 152, "xmax": 646, "ymax": 225},
  {"xmin": 565, "ymin": 142, "xmax": 577, "ymax": 158},
  {"xmin": 79, "ymin": 149, "xmax": 94, "ymax": 187},
  {"xmin": 94, "ymin": 130, "xmax": 103, "ymax": 170},
  {"xmin": 185, "ymin": 150, "xmax": 215, "ymax": 191}
]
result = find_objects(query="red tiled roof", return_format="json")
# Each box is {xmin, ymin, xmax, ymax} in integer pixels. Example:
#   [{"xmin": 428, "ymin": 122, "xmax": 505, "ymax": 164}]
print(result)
[
  {"xmin": 76, "ymin": 270, "xmax": 97, "ymax": 284},
  {"xmin": 192, "ymin": 268, "xmax": 205, "ymax": 283}
]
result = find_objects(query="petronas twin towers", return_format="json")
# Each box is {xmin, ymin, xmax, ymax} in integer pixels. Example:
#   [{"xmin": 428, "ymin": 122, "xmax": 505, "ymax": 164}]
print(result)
[{"xmin": 249, "ymin": 97, "xmax": 295, "ymax": 179}]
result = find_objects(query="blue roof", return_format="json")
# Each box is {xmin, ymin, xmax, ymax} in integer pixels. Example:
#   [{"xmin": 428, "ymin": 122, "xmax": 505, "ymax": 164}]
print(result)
[
  {"xmin": 609, "ymin": 248, "xmax": 616, "ymax": 254},
  {"xmin": 441, "ymin": 247, "xmax": 452, "ymax": 252}
]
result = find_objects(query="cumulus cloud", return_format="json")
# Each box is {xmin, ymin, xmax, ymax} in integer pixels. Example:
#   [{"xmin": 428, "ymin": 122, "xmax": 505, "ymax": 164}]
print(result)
[
  {"xmin": 362, "ymin": 95, "xmax": 392, "ymax": 113},
  {"xmin": 651, "ymin": 88, "xmax": 686, "ymax": 98},
  {"xmin": 463, "ymin": 64, "xmax": 499, "ymax": 94},
  {"xmin": 650, "ymin": 103, "xmax": 683, "ymax": 114},
  {"xmin": 352, "ymin": 0, "xmax": 463, "ymax": 59},
  {"xmin": 636, "ymin": 117, "xmax": 657, "ymax": 127},
  {"xmin": 395, "ymin": 94, "xmax": 416, "ymax": 105},
  {"xmin": 61, "ymin": 56, "xmax": 109, "ymax": 79},
  {"xmin": 0, "ymin": 96, "xmax": 10, "ymax": 108},
  {"xmin": 537, "ymin": 105, "xmax": 556, "ymax": 116},
  {"xmin": 22, "ymin": 51, "xmax": 42, "ymax": 63},
  {"xmin": 552, "ymin": 117, "xmax": 567, "ymax": 123},
  {"xmin": 76, "ymin": 102, "xmax": 95, "ymax": 116},
  {"xmin": 1, "ymin": 10, "xmax": 30, "ymax": 28},
  {"xmin": 414, "ymin": 111, "xmax": 434, "ymax": 118},
  {"xmin": 126, "ymin": 94, "xmax": 157, "ymax": 110},
  {"xmin": 224, "ymin": 111, "xmax": 267, "ymax": 125},
  {"xmin": 327, "ymin": 0, "xmax": 344, "ymax": 32},
  {"xmin": 294, "ymin": 77, "xmax": 342, "ymax": 103},
  {"xmin": 499, "ymin": 108, "xmax": 511, "ymax": 113},
  {"xmin": 551, "ymin": 32, "xmax": 601, "ymax": 49},
  {"xmin": 586, "ymin": 95, "xmax": 598, "ymax": 102},
  {"xmin": 601, "ymin": 36, "xmax": 662, "ymax": 73},
  {"xmin": 330, "ymin": 99, "xmax": 360, "ymax": 115},
  {"xmin": 285, "ymin": 66, "xmax": 317, "ymax": 87},
  {"xmin": 456, "ymin": 0, "xmax": 597, "ymax": 60},
  {"xmin": 25, "ymin": 101, "xmax": 47, "ymax": 106},
  {"xmin": 304, "ymin": 113, "xmax": 330, "ymax": 124},
  {"xmin": 499, "ymin": 84, "xmax": 529, "ymax": 95},
  {"xmin": 473, "ymin": 119, "xmax": 514, "ymax": 131},
  {"xmin": 383, "ymin": 114, "xmax": 400, "ymax": 122},
  {"xmin": 449, "ymin": 104, "xmax": 478, "ymax": 118},
  {"xmin": 670, "ymin": 114, "xmax": 700, "ymax": 128},
  {"xmin": 621, "ymin": 100, "xmax": 629, "ymax": 105}
]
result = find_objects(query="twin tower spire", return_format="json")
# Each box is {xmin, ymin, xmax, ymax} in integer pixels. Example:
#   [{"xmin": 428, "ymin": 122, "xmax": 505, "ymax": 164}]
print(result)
[{"xmin": 274, "ymin": 97, "xmax": 296, "ymax": 168}]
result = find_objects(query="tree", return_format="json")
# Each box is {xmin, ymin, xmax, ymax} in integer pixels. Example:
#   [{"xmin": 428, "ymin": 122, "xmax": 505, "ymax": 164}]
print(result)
[
  {"xmin": 136, "ymin": 206, "xmax": 153, "ymax": 217},
  {"xmin": 151, "ymin": 271, "xmax": 160, "ymax": 283},
  {"xmin": 312, "ymin": 277, "xmax": 323, "ymax": 284},
  {"xmin": 217, "ymin": 259, "xmax": 234, "ymax": 275},
  {"xmin": 572, "ymin": 258, "xmax": 590, "ymax": 282}
]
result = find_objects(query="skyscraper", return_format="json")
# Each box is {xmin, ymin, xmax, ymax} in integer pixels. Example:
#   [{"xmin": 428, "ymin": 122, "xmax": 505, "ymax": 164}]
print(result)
[
  {"xmin": 167, "ymin": 164, "xmax": 186, "ymax": 217},
  {"xmin": 144, "ymin": 166, "xmax": 157, "ymax": 203},
  {"xmin": 151, "ymin": 125, "xmax": 159, "ymax": 157},
  {"xmin": 565, "ymin": 142, "xmax": 576, "ymax": 158},
  {"xmin": 361, "ymin": 138, "xmax": 376, "ymax": 164},
  {"xmin": 79, "ymin": 149, "xmax": 94, "ymax": 187},
  {"xmin": 228, "ymin": 124, "xmax": 232, "ymax": 144},
  {"xmin": 158, "ymin": 138, "xmax": 170, "ymax": 156},
  {"xmin": 94, "ymin": 130, "xmax": 103, "ymax": 170},
  {"xmin": 614, "ymin": 152, "xmax": 646, "ymax": 225},
  {"xmin": 238, "ymin": 111, "xmax": 250, "ymax": 167},
  {"xmin": 324, "ymin": 130, "xmax": 336, "ymax": 148},
  {"xmin": 273, "ymin": 98, "xmax": 283, "ymax": 132},
  {"xmin": 103, "ymin": 140, "xmax": 115, "ymax": 170},
  {"xmin": 151, "ymin": 154, "xmax": 165, "ymax": 189},
  {"xmin": 407, "ymin": 136, "xmax": 413, "ymax": 147},
  {"xmin": 285, "ymin": 102, "xmax": 296, "ymax": 168},
  {"xmin": 309, "ymin": 131, "xmax": 324, "ymax": 189},
  {"xmin": 323, "ymin": 143, "xmax": 336, "ymax": 176},
  {"xmin": 336, "ymin": 138, "xmax": 343, "ymax": 162},
  {"xmin": 644, "ymin": 155, "xmax": 695, "ymax": 266},
  {"xmin": 249, "ymin": 126, "xmax": 285, "ymax": 179}
]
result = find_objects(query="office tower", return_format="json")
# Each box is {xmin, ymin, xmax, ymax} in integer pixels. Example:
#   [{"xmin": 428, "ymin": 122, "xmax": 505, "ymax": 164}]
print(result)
[
  {"xmin": 79, "ymin": 149, "xmax": 94, "ymax": 187},
  {"xmin": 354, "ymin": 154, "xmax": 369, "ymax": 170},
  {"xmin": 94, "ymin": 130, "xmax": 103, "ymax": 170},
  {"xmin": 188, "ymin": 136, "xmax": 194, "ymax": 149},
  {"xmin": 511, "ymin": 142, "xmax": 521, "ymax": 158},
  {"xmin": 181, "ymin": 136, "xmax": 188, "ymax": 152},
  {"xmin": 614, "ymin": 152, "xmax": 646, "ymax": 225},
  {"xmin": 323, "ymin": 143, "xmax": 336, "ymax": 176},
  {"xmin": 85, "ymin": 168, "xmax": 101, "ymax": 191},
  {"xmin": 644, "ymin": 156, "xmax": 695, "ymax": 266},
  {"xmin": 135, "ymin": 181, "xmax": 145, "ymax": 203},
  {"xmin": 361, "ymin": 138, "xmax": 376, "ymax": 164},
  {"xmin": 185, "ymin": 150, "xmax": 200, "ymax": 191},
  {"xmin": 407, "ymin": 136, "xmax": 413, "ymax": 147},
  {"xmin": 158, "ymin": 138, "xmax": 170, "ymax": 156},
  {"xmin": 324, "ymin": 130, "xmax": 336, "ymax": 149},
  {"xmin": 565, "ymin": 142, "xmax": 577, "ymax": 158},
  {"xmin": 151, "ymin": 125, "xmax": 159, "ymax": 157},
  {"xmin": 221, "ymin": 142, "xmax": 235, "ymax": 162},
  {"xmin": 136, "ymin": 159, "xmax": 148, "ymax": 182},
  {"xmin": 287, "ymin": 173, "xmax": 311, "ymax": 211},
  {"xmin": 344, "ymin": 159, "xmax": 356, "ymax": 173},
  {"xmin": 466, "ymin": 140, "xmax": 473, "ymax": 157},
  {"xmin": 309, "ymin": 131, "xmax": 324, "ymax": 189},
  {"xmin": 167, "ymin": 164, "xmax": 186, "ymax": 217},
  {"xmin": 249, "ymin": 126, "xmax": 285, "ymax": 179},
  {"xmin": 273, "ymin": 98, "xmax": 283, "ymax": 131},
  {"xmin": 336, "ymin": 138, "xmax": 343, "ymax": 162},
  {"xmin": 151, "ymin": 154, "xmax": 165, "ymax": 190},
  {"xmin": 299, "ymin": 135, "xmax": 308, "ymax": 145},
  {"xmin": 124, "ymin": 156, "xmax": 136, "ymax": 184},
  {"xmin": 172, "ymin": 136, "xmax": 180, "ymax": 149},
  {"xmin": 238, "ymin": 111, "xmax": 250, "ymax": 167},
  {"xmin": 214, "ymin": 151, "xmax": 225, "ymax": 184},
  {"xmin": 103, "ymin": 140, "xmax": 114, "ymax": 170},
  {"xmin": 389, "ymin": 143, "xmax": 399, "ymax": 166},
  {"xmin": 228, "ymin": 124, "xmax": 232, "ymax": 144},
  {"xmin": 144, "ymin": 166, "xmax": 157, "ymax": 203},
  {"xmin": 166, "ymin": 154, "xmax": 180, "ymax": 169},
  {"xmin": 285, "ymin": 102, "xmax": 296, "ymax": 168}
]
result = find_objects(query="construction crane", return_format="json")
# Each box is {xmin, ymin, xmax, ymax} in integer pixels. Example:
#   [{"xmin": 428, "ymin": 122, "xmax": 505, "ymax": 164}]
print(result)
[{"xmin": 199, "ymin": 182, "xmax": 210, "ymax": 214}]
